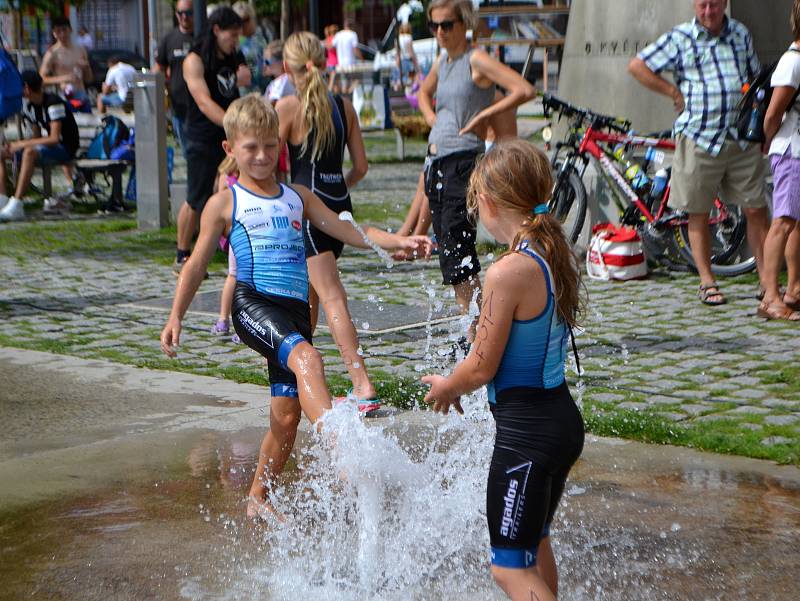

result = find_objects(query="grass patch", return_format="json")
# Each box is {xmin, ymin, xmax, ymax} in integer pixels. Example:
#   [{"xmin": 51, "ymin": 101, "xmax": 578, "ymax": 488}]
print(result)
[
  {"xmin": 752, "ymin": 363, "xmax": 800, "ymax": 399},
  {"xmin": 583, "ymin": 403, "xmax": 799, "ymax": 465},
  {"xmin": 0, "ymin": 218, "xmax": 228, "ymax": 267},
  {"xmin": 352, "ymin": 201, "xmax": 406, "ymax": 224}
]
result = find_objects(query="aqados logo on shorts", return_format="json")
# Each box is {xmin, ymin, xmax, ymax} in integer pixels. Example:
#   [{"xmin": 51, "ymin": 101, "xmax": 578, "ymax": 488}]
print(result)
[{"xmin": 291, "ymin": 220, "xmax": 301, "ymax": 231}]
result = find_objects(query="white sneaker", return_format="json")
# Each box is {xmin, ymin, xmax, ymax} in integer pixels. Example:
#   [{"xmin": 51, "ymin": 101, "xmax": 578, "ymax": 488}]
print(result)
[
  {"xmin": 0, "ymin": 196, "xmax": 25, "ymax": 222},
  {"xmin": 0, "ymin": 194, "xmax": 8, "ymax": 211},
  {"xmin": 43, "ymin": 197, "xmax": 71, "ymax": 215}
]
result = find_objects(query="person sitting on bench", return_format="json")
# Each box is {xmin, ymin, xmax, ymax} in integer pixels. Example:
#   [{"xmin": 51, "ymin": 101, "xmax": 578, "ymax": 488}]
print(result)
[
  {"xmin": 0, "ymin": 70, "xmax": 80, "ymax": 221},
  {"xmin": 97, "ymin": 56, "xmax": 137, "ymax": 113}
]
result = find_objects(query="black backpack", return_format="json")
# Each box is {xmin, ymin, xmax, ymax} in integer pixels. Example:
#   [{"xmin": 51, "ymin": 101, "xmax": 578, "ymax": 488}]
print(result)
[{"xmin": 736, "ymin": 48, "xmax": 800, "ymax": 143}]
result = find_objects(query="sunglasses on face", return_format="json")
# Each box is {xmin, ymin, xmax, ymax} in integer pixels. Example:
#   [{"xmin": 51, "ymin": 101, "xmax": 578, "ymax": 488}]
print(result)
[
  {"xmin": 428, "ymin": 19, "xmax": 459, "ymax": 34},
  {"xmin": 176, "ymin": 9, "xmax": 193, "ymax": 17}
]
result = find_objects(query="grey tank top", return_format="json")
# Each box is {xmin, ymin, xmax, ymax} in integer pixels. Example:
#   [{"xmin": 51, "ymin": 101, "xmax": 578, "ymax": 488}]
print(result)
[{"xmin": 428, "ymin": 49, "xmax": 496, "ymax": 157}]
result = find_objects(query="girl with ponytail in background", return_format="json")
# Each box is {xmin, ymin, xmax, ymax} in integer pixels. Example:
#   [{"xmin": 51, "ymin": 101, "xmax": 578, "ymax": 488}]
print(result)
[
  {"xmin": 277, "ymin": 32, "xmax": 381, "ymax": 414},
  {"xmin": 422, "ymin": 138, "xmax": 585, "ymax": 601}
]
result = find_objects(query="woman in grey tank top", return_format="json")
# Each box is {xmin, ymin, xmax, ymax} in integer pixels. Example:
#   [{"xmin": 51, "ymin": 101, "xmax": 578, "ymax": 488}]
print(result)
[{"xmin": 418, "ymin": 0, "xmax": 535, "ymax": 323}]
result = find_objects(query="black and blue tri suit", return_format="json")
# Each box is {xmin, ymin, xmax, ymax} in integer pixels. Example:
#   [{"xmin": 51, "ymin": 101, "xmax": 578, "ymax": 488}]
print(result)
[
  {"xmin": 485, "ymin": 243, "xmax": 585, "ymax": 569},
  {"xmin": 228, "ymin": 181, "xmax": 310, "ymax": 398}
]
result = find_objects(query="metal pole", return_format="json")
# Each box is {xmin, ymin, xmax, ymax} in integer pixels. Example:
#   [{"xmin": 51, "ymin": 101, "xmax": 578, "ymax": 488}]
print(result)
[
  {"xmin": 309, "ymin": 0, "xmax": 319, "ymax": 37},
  {"xmin": 194, "ymin": 0, "xmax": 207, "ymax": 40},
  {"xmin": 133, "ymin": 72, "xmax": 169, "ymax": 230},
  {"xmin": 147, "ymin": 0, "xmax": 158, "ymax": 66}
]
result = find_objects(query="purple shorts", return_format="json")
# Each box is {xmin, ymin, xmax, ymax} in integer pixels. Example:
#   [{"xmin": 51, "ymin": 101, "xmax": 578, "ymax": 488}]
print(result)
[{"xmin": 770, "ymin": 150, "xmax": 800, "ymax": 221}]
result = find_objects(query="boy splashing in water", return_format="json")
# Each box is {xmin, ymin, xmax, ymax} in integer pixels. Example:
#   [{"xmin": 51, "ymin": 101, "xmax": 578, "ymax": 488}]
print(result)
[{"xmin": 160, "ymin": 95, "xmax": 430, "ymax": 518}]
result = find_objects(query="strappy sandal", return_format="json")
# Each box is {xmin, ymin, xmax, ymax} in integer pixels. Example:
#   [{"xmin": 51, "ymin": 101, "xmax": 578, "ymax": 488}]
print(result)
[
  {"xmin": 757, "ymin": 286, "xmax": 786, "ymax": 301},
  {"xmin": 699, "ymin": 282, "xmax": 726, "ymax": 306},
  {"xmin": 783, "ymin": 293, "xmax": 800, "ymax": 311},
  {"xmin": 757, "ymin": 301, "xmax": 800, "ymax": 321}
]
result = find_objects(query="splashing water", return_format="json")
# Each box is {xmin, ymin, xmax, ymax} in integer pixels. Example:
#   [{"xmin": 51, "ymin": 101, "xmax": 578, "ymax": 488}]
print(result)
[
  {"xmin": 339, "ymin": 211, "xmax": 395, "ymax": 269},
  {"xmin": 241, "ymin": 397, "xmax": 496, "ymax": 600}
]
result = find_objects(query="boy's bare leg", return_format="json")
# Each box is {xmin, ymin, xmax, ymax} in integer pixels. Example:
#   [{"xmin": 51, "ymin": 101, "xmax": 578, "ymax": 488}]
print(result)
[
  {"xmin": 247, "ymin": 394, "xmax": 301, "ymax": 518},
  {"xmin": 307, "ymin": 251, "xmax": 376, "ymax": 400},
  {"xmin": 247, "ymin": 342, "xmax": 332, "ymax": 518},
  {"xmin": 14, "ymin": 147, "xmax": 39, "ymax": 198},
  {"xmin": 0, "ymin": 159, "xmax": 8, "ymax": 196}
]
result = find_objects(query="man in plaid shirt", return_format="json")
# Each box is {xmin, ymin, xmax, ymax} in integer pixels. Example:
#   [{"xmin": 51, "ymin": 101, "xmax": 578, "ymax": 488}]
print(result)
[{"xmin": 629, "ymin": 0, "xmax": 769, "ymax": 306}]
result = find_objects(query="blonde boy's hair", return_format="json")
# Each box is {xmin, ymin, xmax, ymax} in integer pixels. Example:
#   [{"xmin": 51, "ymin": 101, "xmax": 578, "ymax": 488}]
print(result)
[{"xmin": 223, "ymin": 93, "xmax": 279, "ymax": 143}]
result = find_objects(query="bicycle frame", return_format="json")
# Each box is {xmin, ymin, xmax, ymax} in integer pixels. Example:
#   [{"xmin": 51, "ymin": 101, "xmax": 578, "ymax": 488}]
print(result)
[{"xmin": 576, "ymin": 125, "xmax": 675, "ymax": 223}]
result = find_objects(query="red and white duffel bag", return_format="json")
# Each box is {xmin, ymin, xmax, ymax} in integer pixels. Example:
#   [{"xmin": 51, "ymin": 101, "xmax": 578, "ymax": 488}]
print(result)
[{"xmin": 586, "ymin": 223, "xmax": 648, "ymax": 281}]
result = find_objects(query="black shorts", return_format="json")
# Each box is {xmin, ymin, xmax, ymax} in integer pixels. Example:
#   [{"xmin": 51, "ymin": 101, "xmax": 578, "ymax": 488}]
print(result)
[
  {"xmin": 231, "ymin": 282, "xmax": 312, "ymax": 398},
  {"xmin": 424, "ymin": 150, "xmax": 482, "ymax": 285},
  {"xmin": 486, "ymin": 382, "xmax": 584, "ymax": 569},
  {"xmin": 303, "ymin": 196, "xmax": 353, "ymax": 259},
  {"xmin": 184, "ymin": 135, "xmax": 226, "ymax": 213}
]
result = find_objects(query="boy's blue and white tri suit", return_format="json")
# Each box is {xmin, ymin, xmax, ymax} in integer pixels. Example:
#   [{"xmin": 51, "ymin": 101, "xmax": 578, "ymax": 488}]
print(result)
[
  {"xmin": 228, "ymin": 181, "xmax": 311, "ymax": 398},
  {"xmin": 485, "ymin": 243, "xmax": 584, "ymax": 569}
]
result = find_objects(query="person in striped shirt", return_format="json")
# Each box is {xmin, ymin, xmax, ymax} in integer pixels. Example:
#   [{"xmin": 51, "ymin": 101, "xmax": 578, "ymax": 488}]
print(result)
[{"xmin": 629, "ymin": 0, "xmax": 770, "ymax": 306}]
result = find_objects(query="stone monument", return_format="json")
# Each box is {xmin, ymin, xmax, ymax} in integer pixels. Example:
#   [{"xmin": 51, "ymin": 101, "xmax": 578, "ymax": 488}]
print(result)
[{"xmin": 558, "ymin": 0, "xmax": 795, "ymax": 132}]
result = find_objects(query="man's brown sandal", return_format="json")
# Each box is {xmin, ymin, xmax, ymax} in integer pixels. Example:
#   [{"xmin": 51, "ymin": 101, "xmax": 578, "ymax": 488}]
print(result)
[
  {"xmin": 757, "ymin": 302, "xmax": 800, "ymax": 321},
  {"xmin": 699, "ymin": 283, "xmax": 726, "ymax": 306}
]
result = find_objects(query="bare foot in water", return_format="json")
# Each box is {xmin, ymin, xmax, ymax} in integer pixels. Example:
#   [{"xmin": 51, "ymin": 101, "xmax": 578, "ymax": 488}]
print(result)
[{"xmin": 246, "ymin": 496, "xmax": 287, "ymax": 523}]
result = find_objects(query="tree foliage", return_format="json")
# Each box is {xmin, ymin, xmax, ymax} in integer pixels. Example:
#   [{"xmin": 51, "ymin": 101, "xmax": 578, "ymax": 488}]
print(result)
[{"xmin": 251, "ymin": 0, "xmax": 306, "ymax": 19}]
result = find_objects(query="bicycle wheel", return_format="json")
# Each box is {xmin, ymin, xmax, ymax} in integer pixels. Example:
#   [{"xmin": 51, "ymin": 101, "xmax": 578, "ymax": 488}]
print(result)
[
  {"xmin": 550, "ymin": 168, "xmax": 588, "ymax": 245},
  {"xmin": 671, "ymin": 202, "xmax": 756, "ymax": 276}
]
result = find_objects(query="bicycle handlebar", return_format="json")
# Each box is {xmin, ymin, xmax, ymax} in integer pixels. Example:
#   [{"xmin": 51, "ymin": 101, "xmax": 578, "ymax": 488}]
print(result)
[{"xmin": 542, "ymin": 93, "xmax": 632, "ymax": 134}]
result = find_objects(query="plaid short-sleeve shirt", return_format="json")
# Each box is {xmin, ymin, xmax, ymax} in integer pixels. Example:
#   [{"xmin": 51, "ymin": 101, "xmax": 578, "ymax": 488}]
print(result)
[{"xmin": 638, "ymin": 17, "xmax": 760, "ymax": 156}]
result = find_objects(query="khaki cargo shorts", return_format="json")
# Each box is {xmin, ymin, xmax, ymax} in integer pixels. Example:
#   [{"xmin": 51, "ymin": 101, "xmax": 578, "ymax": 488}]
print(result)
[{"xmin": 669, "ymin": 135, "xmax": 767, "ymax": 213}]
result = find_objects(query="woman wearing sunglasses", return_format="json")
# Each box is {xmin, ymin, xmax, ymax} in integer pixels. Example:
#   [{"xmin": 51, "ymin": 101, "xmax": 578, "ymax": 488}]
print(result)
[{"xmin": 418, "ymin": 0, "xmax": 535, "ymax": 325}]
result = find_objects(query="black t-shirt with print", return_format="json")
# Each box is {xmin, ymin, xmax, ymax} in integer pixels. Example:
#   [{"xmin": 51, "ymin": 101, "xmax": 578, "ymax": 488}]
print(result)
[
  {"xmin": 184, "ymin": 48, "xmax": 245, "ymax": 143},
  {"xmin": 22, "ymin": 93, "xmax": 79, "ymax": 157},
  {"xmin": 156, "ymin": 28, "xmax": 194, "ymax": 118}
]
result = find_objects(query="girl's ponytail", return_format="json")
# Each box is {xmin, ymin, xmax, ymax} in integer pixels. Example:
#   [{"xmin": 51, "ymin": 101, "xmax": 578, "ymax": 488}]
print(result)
[
  {"xmin": 467, "ymin": 138, "xmax": 585, "ymax": 328},
  {"xmin": 284, "ymin": 32, "xmax": 335, "ymax": 162}
]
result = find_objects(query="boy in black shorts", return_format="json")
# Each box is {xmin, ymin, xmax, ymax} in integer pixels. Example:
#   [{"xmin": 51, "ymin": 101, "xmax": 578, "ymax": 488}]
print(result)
[{"xmin": 160, "ymin": 95, "xmax": 430, "ymax": 519}]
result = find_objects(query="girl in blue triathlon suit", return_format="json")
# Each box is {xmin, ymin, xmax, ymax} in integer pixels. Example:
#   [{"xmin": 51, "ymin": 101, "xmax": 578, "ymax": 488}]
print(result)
[
  {"xmin": 422, "ymin": 138, "xmax": 585, "ymax": 601},
  {"xmin": 160, "ymin": 95, "xmax": 430, "ymax": 519}
]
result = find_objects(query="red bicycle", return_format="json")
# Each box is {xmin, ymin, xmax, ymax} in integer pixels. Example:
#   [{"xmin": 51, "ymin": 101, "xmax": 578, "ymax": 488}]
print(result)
[{"xmin": 543, "ymin": 94, "xmax": 755, "ymax": 275}]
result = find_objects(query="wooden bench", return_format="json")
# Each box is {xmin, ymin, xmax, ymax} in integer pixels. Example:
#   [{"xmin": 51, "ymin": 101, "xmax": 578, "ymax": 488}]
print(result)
[{"xmin": 40, "ymin": 111, "xmax": 134, "ymax": 210}]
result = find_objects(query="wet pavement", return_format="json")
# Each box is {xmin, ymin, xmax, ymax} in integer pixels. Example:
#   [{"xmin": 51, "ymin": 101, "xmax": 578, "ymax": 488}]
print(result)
[{"xmin": 1, "ymin": 349, "xmax": 798, "ymax": 601}]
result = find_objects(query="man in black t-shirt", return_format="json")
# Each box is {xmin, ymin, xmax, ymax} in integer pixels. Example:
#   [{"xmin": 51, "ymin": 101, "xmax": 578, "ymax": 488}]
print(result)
[
  {"xmin": 0, "ymin": 71, "xmax": 79, "ymax": 221},
  {"xmin": 173, "ymin": 7, "xmax": 246, "ymax": 274},
  {"xmin": 154, "ymin": 0, "xmax": 194, "ymax": 149}
]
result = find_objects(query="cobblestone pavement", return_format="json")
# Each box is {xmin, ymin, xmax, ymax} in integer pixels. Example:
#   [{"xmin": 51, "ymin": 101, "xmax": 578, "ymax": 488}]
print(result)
[{"xmin": 1, "ymin": 161, "xmax": 798, "ymax": 455}]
